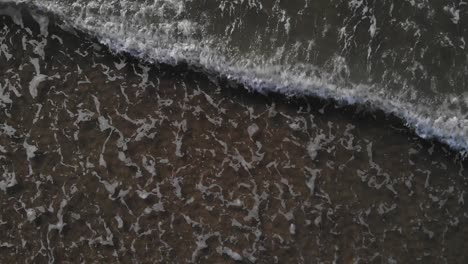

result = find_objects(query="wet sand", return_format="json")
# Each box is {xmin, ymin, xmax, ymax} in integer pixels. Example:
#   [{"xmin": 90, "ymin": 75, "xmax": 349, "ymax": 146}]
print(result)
[{"xmin": 1, "ymin": 6, "xmax": 468, "ymax": 263}]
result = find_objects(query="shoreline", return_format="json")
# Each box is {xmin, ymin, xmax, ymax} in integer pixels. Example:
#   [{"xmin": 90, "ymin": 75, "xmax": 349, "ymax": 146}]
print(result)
[
  {"xmin": 1, "ymin": 3, "xmax": 468, "ymax": 263},
  {"xmin": 3, "ymin": 1, "xmax": 468, "ymax": 156}
]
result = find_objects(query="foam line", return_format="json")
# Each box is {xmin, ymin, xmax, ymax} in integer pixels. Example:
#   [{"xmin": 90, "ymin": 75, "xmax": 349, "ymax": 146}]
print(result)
[{"xmin": 2, "ymin": 0, "xmax": 468, "ymax": 154}]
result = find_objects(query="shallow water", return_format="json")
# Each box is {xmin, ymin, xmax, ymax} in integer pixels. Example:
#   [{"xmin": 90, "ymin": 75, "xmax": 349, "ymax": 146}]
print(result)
[
  {"xmin": 3, "ymin": 0, "xmax": 468, "ymax": 151},
  {"xmin": 1, "ymin": 5, "xmax": 468, "ymax": 263}
]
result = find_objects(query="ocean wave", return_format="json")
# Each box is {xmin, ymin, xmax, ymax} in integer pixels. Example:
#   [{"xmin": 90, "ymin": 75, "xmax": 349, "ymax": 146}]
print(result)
[{"xmin": 2, "ymin": 0, "xmax": 468, "ymax": 154}]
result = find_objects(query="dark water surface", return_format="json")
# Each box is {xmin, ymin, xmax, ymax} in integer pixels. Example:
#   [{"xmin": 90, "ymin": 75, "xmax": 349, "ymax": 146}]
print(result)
[{"xmin": 1, "ymin": 3, "xmax": 468, "ymax": 264}]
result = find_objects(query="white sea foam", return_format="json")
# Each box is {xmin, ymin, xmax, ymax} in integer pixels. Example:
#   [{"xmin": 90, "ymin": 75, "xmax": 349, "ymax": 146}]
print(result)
[{"xmin": 2, "ymin": 0, "xmax": 468, "ymax": 154}]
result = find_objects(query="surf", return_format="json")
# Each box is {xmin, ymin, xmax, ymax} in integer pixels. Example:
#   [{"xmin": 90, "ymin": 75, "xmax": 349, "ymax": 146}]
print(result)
[{"xmin": 2, "ymin": 0, "xmax": 468, "ymax": 154}]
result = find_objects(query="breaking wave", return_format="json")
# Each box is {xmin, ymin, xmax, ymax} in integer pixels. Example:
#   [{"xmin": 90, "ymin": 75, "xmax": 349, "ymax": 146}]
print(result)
[{"xmin": 2, "ymin": 0, "xmax": 468, "ymax": 153}]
